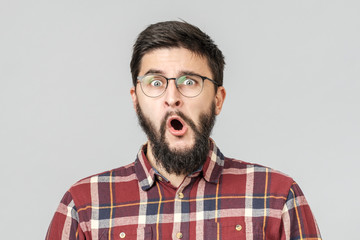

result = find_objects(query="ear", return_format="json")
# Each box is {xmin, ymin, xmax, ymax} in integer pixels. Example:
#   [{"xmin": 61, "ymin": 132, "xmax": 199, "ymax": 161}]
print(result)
[
  {"xmin": 214, "ymin": 86, "xmax": 226, "ymax": 115},
  {"xmin": 130, "ymin": 86, "xmax": 138, "ymax": 110}
]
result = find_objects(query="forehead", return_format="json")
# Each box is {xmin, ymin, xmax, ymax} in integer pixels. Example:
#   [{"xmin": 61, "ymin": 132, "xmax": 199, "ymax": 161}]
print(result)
[{"xmin": 139, "ymin": 47, "xmax": 212, "ymax": 77}]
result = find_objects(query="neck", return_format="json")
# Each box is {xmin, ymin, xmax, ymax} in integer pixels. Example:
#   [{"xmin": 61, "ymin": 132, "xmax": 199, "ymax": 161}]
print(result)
[{"xmin": 146, "ymin": 142, "xmax": 186, "ymax": 188}]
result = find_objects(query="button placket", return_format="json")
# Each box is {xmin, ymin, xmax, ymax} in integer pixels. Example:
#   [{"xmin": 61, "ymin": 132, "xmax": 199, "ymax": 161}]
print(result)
[
  {"xmin": 172, "ymin": 179, "xmax": 191, "ymax": 240},
  {"xmin": 176, "ymin": 185, "xmax": 185, "ymax": 199}
]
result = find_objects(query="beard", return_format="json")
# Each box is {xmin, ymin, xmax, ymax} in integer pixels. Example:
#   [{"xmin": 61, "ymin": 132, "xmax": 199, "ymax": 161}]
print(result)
[{"xmin": 136, "ymin": 103, "xmax": 216, "ymax": 176}]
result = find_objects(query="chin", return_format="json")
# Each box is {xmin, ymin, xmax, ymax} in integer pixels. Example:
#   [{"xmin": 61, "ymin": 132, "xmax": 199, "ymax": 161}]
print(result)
[{"xmin": 167, "ymin": 139, "xmax": 195, "ymax": 152}]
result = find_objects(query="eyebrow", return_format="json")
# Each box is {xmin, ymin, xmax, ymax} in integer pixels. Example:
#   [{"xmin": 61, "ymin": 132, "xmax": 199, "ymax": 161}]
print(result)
[
  {"xmin": 143, "ymin": 69, "xmax": 202, "ymax": 77},
  {"xmin": 178, "ymin": 70, "xmax": 201, "ymax": 76},
  {"xmin": 143, "ymin": 69, "xmax": 165, "ymax": 75}
]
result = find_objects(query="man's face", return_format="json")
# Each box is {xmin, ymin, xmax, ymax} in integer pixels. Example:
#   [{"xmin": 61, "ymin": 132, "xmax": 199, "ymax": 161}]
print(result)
[{"xmin": 131, "ymin": 47, "xmax": 225, "ymax": 152}]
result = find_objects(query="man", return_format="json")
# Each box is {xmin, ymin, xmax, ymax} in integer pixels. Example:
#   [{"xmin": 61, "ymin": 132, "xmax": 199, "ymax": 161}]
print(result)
[{"xmin": 46, "ymin": 21, "xmax": 321, "ymax": 240}]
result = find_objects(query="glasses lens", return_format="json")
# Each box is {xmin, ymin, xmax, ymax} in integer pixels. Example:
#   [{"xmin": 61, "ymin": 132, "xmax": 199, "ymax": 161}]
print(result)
[
  {"xmin": 140, "ymin": 75, "xmax": 167, "ymax": 97},
  {"xmin": 176, "ymin": 75, "xmax": 203, "ymax": 97}
]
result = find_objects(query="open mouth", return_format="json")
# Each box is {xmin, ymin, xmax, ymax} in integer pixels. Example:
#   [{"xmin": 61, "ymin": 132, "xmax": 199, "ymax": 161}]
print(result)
[
  {"xmin": 170, "ymin": 119, "xmax": 183, "ymax": 131},
  {"xmin": 167, "ymin": 116, "xmax": 188, "ymax": 136}
]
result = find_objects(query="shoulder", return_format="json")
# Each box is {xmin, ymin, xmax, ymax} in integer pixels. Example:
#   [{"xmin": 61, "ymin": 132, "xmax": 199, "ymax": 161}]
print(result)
[
  {"xmin": 66, "ymin": 162, "xmax": 138, "ymax": 204},
  {"xmin": 221, "ymin": 157, "xmax": 295, "ymax": 195},
  {"xmin": 72, "ymin": 162, "xmax": 136, "ymax": 186},
  {"xmin": 222, "ymin": 157, "xmax": 292, "ymax": 178}
]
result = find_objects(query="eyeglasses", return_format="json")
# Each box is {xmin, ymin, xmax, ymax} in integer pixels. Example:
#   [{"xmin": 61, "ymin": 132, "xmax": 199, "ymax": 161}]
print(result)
[{"xmin": 137, "ymin": 74, "xmax": 219, "ymax": 98}]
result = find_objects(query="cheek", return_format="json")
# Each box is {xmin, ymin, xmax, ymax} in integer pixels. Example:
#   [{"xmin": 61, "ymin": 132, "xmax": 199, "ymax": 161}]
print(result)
[
  {"xmin": 140, "ymin": 103, "xmax": 163, "ymax": 127},
  {"xmin": 187, "ymin": 101, "xmax": 211, "ymax": 123}
]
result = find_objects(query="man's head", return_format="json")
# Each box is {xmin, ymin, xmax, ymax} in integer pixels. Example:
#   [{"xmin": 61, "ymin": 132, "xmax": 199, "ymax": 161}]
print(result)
[
  {"xmin": 130, "ymin": 21, "xmax": 226, "ymax": 175},
  {"xmin": 130, "ymin": 21, "xmax": 225, "ymax": 87}
]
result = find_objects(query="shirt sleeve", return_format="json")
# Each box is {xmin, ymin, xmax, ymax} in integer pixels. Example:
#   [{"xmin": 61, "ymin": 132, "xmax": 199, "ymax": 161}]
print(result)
[
  {"xmin": 280, "ymin": 182, "xmax": 322, "ymax": 240},
  {"xmin": 46, "ymin": 191, "xmax": 85, "ymax": 240}
]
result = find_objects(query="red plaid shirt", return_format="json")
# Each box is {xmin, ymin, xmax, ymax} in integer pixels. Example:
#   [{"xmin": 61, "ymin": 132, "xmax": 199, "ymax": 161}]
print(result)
[{"xmin": 46, "ymin": 140, "xmax": 321, "ymax": 240}]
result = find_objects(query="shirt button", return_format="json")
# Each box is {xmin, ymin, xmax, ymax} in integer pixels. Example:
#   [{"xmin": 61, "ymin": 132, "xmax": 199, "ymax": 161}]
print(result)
[
  {"xmin": 176, "ymin": 232, "xmax": 183, "ymax": 239},
  {"xmin": 178, "ymin": 192, "xmax": 184, "ymax": 199},
  {"xmin": 119, "ymin": 232, "xmax": 126, "ymax": 238},
  {"xmin": 158, "ymin": 176, "xmax": 163, "ymax": 181},
  {"xmin": 235, "ymin": 224, "xmax": 242, "ymax": 231}
]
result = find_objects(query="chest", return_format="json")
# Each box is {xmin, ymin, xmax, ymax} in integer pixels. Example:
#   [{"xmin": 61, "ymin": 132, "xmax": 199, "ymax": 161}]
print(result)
[{"xmin": 79, "ymin": 177, "xmax": 283, "ymax": 239}]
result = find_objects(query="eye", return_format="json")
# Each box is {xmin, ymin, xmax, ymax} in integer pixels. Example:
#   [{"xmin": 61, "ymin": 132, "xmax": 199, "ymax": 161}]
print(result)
[
  {"xmin": 141, "ymin": 75, "xmax": 165, "ymax": 87},
  {"xmin": 177, "ymin": 76, "xmax": 197, "ymax": 86},
  {"xmin": 183, "ymin": 79, "xmax": 195, "ymax": 86},
  {"xmin": 151, "ymin": 80, "xmax": 163, "ymax": 87}
]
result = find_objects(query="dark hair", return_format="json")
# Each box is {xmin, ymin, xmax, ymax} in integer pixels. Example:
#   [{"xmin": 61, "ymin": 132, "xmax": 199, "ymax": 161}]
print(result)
[{"xmin": 130, "ymin": 21, "xmax": 225, "ymax": 87}]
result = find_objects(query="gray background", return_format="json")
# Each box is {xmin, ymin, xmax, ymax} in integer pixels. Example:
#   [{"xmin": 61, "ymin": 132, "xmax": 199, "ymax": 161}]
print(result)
[{"xmin": 1, "ymin": 0, "xmax": 359, "ymax": 239}]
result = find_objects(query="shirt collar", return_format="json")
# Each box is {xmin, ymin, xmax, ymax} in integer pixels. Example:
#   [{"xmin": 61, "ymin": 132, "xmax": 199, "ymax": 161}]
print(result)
[{"xmin": 134, "ymin": 139, "xmax": 225, "ymax": 191}]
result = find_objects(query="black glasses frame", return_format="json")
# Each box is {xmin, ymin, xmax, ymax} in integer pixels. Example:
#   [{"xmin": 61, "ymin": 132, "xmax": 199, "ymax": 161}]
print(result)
[{"xmin": 137, "ymin": 74, "xmax": 220, "ymax": 98}]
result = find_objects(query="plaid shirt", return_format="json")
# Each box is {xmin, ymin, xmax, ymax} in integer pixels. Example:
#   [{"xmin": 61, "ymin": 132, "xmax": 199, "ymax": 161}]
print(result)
[{"xmin": 46, "ymin": 140, "xmax": 321, "ymax": 240}]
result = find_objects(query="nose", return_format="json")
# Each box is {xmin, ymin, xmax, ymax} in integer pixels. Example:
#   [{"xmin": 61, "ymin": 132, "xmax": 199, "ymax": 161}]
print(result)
[{"xmin": 164, "ymin": 80, "xmax": 182, "ymax": 108}]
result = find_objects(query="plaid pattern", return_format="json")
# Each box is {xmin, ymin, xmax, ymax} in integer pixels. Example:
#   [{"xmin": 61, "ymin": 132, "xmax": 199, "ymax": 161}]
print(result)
[{"xmin": 46, "ymin": 140, "xmax": 321, "ymax": 240}]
